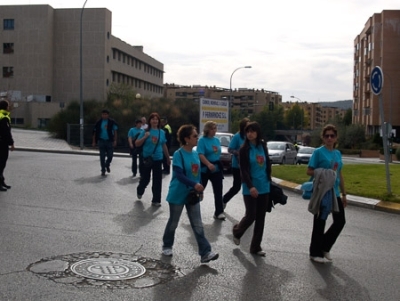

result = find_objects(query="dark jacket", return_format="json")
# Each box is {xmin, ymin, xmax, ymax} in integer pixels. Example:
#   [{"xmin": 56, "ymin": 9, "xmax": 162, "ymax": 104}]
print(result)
[
  {"xmin": 239, "ymin": 140, "xmax": 271, "ymax": 190},
  {"xmin": 93, "ymin": 118, "xmax": 117, "ymax": 142},
  {"xmin": 0, "ymin": 111, "xmax": 14, "ymax": 145}
]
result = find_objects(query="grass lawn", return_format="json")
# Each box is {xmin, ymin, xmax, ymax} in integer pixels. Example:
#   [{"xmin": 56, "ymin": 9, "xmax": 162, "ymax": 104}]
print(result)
[{"xmin": 271, "ymin": 164, "xmax": 400, "ymax": 203}]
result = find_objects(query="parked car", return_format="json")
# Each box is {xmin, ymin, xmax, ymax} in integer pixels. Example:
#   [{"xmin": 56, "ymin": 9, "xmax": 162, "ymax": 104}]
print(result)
[
  {"xmin": 194, "ymin": 132, "xmax": 234, "ymax": 171},
  {"xmin": 296, "ymin": 146, "xmax": 315, "ymax": 165},
  {"xmin": 267, "ymin": 141, "xmax": 297, "ymax": 164}
]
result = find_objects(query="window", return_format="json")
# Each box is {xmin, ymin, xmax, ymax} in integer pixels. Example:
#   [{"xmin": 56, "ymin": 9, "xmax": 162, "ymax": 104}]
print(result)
[
  {"xmin": 3, "ymin": 19, "xmax": 14, "ymax": 30},
  {"xmin": 2, "ymin": 67, "xmax": 13, "ymax": 78},
  {"xmin": 3, "ymin": 43, "xmax": 14, "ymax": 54}
]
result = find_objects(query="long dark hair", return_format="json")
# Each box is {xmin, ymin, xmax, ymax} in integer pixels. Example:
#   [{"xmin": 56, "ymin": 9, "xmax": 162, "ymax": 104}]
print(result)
[
  {"xmin": 243, "ymin": 121, "xmax": 263, "ymax": 146},
  {"xmin": 239, "ymin": 117, "xmax": 250, "ymax": 139}
]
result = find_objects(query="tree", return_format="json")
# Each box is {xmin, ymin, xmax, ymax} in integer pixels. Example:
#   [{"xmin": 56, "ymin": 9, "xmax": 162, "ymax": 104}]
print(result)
[
  {"xmin": 343, "ymin": 108, "xmax": 352, "ymax": 126},
  {"xmin": 284, "ymin": 104, "xmax": 304, "ymax": 130},
  {"xmin": 252, "ymin": 105, "xmax": 285, "ymax": 141}
]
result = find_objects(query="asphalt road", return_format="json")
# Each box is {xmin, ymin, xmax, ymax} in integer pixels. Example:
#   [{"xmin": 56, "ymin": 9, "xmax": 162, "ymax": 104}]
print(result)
[{"xmin": 0, "ymin": 151, "xmax": 399, "ymax": 301}]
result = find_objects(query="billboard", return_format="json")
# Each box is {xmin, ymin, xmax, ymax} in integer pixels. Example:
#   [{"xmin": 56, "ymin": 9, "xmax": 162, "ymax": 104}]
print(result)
[{"xmin": 199, "ymin": 97, "xmax": 229, "ymax": 132}]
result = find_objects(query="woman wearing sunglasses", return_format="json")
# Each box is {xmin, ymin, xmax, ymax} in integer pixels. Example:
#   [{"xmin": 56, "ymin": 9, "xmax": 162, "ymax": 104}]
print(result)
[{"xmin": 306, "ymin": 124, "xmax": 347, "ymax": 263}]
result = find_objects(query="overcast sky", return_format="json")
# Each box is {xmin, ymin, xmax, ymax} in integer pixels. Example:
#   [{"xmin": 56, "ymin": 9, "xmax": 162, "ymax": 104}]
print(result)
[{"xmin": 2, "ymin": 0, "xmax": 400, "ymax": 102}]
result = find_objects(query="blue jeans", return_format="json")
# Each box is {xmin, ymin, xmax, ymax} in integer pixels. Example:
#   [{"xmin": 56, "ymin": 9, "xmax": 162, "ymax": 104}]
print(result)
[
  {"xmin": 137, "ymin": 159, "xmax": 163, "ymax": 203},
  {"xmin": 98, "ymin": 139, "xmax": 113, "ymax": 172},
  {"xmin": 162, "ymin": 202, "xmax": 211, "ymax": 257}
]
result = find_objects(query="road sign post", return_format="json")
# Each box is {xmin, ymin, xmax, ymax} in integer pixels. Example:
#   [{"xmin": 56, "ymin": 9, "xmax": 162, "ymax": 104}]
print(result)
[{"xmin": 371, "ymin": 66, "xmax": 391, "ymax": 194}]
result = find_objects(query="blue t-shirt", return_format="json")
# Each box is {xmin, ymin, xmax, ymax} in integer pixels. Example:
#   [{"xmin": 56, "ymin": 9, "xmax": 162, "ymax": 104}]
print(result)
[
  {"xmin": 308, "ymin": 146, "xmax": 343, "ymax": 197},
  {"xmin": 128, "ymin": 127, "xmax": 143, "ymax": 141},
  {"xmin": 99, "ymin": 120, "xmax": 118, "ymax": 140},
  {"xmin": 197, "ymin": 136, "xmax": 221, "ymax": 173},
  {"xmin": 166, "ymin": 148, "xmax": 201, "ymax": 205},
  {"xmin": 242, "ymin": 143, "xmax": 270, "ymax": 195},
  {"xmin": 229, "ymin": 132, "xmax": 245, "ymax": 169},
  {"xmin": 139, "ymin": 128, "xmax": 166, "ymax": 160}
]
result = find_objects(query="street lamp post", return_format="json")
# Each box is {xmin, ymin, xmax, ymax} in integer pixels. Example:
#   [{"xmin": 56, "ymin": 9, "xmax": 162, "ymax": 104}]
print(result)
[
  {"xmin": 79, "ymin": 0, "xmax": 88, "ymax": 150},
  {"xmin": 229, "ymin": 66, "xmax": 251, "ymax": 132}
]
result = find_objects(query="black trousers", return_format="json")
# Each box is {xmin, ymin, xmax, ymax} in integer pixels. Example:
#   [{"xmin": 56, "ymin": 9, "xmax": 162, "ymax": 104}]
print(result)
[
  {"xmin": 0, "ymin": 143, "xmax": 9, "ymax": 181},
  {"xmin": 223, "ymin": 167, "xmax": 241, "ymax": 204},
  {"xmin": 309, "ymin": 197, "xmax": 346, "ymax": 257},
  {"xmin": 201, "ymin": 170, "xmax": 224, "ymax": 216},
  {"xmin": 137, "ymin": 160, "xmax": 163, "ymax": 203}
]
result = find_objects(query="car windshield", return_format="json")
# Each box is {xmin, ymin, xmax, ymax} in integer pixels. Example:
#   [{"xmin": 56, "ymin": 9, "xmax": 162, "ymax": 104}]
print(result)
[
  {"xmin": 299, "ymin": 147, "xmax": 314, "ymax": 154},
  {"xmin": 267, "ymin": 142, "xmax": 285, "ymax": 150},
  {"xmin": 216, "ymin": 134, "xmax": 231, "ymax": 147}
]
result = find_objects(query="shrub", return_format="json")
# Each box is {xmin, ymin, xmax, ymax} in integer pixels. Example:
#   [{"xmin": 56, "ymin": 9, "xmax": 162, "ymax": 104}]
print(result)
[{"xmin": 396, "ymin": 147, "xmax": 400, "ymax": 161}]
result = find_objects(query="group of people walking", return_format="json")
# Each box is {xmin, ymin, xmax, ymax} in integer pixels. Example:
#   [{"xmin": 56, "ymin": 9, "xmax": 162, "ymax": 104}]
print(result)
[{"xmin": 89, "ymin": 110, "xmax": 348, "ymax": 264}]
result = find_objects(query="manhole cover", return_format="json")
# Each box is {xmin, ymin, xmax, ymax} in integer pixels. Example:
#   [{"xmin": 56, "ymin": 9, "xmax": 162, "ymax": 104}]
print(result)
[
  {"xmin": 70, "ymin": 258, "xmax": 146, "ymax": 281},
  {"xmin": 27, "ymin": 251, "xmax": 183, "ymax": 289}
]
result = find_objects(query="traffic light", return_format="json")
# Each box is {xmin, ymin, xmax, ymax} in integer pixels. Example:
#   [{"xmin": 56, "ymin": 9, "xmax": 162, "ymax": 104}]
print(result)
[{"xmin": 269, "ymin": 102, "xmax": 274, "ymax": 111}]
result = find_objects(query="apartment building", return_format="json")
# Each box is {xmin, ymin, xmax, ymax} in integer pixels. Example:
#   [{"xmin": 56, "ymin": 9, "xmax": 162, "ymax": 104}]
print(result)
[
  {"xmin": 0, "ymin": 5, "xmax": 163, "ymax": 128},
  {"xmin": 353, "ymin": 10, "xmax": 400, "ymax": 138},
  {"xmin": 164, "ymin": 84, "xmax": 282, "ymax": 116},
  {"xmin": 281, "ymin": 101, "xmax": 347, "ymax": 130}
]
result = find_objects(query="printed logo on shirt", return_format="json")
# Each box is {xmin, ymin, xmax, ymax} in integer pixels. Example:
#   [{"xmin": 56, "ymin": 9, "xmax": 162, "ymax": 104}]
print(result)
[
  {"xmin": 212, "ymin": 145, "xmax": 218, "ymax": 154},
  {"xmin": 191, "ymin": 163, "xmax": 199, "ymax": 177},
  {"xmin": 256, "ymin": 154, "xmax": 265, "ymax": 166},
  {"xmin": 151, "ymin": 135, "xmax": 158, "ymax": 144}
]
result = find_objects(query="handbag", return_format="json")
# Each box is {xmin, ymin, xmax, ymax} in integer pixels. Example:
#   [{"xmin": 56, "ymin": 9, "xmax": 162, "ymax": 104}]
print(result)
[
  {"xmin": 301, "ymin": 181, "xmax": 314, "ymax": 200},
  {"xmin": 143, "ymin": 130, "xmax": 160, "ymax": 168},
  {"xmin": 270, "ymin": 182, "xmax": 288, "ymax": 206},
  {"xmin": 186, "ymin": 189, "xmax": 201, "ymax": 205},
  {"xmin": 179, "ymin": 150, "xmax": 201, "ymax": 205}
]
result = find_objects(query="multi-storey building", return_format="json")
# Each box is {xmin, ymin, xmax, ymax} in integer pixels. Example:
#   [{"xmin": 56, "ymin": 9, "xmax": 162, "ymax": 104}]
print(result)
[
  {"xmin": 281, "ymin": 101, "xmax": 347, "ymax": 130},
  {"xmin": 353, "ymin": 10, "xmax": 400, "ymax": 138},
  {"xmin": 163, "ymin": 84, "xmax": 282, "ymax": 116},
  {"xmin": 0, "ymin": 5, "xmax": 163, "ymax": 127}
]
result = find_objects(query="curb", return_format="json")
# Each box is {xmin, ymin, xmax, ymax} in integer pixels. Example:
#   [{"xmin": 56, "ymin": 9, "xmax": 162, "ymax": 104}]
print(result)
[{"xmin": 272, "ymin": 177, "xmax": 400, "ymax": 215}]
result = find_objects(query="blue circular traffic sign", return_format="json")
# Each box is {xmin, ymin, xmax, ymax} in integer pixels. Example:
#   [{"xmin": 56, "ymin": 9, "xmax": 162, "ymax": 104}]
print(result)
[{"xmin": 370, "ymin": 66, "xmax": 384, "ymax": 95}]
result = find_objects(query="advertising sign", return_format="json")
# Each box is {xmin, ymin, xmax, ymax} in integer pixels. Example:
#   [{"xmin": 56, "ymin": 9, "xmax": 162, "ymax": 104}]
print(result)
[{"xmin": 199, "ymin": 98, "xmax": 229, "ymax": 132}]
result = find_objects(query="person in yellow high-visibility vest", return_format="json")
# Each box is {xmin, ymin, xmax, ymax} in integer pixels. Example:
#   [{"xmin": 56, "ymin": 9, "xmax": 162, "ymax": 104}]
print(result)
[{"xmin": 0, "ymin": 100, "xmax": 15, "ymax": 191}]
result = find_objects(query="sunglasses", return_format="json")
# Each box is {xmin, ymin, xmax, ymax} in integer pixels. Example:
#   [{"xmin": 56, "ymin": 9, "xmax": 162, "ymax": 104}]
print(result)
[{"xmin": 324, "ymin": 134, "xmax": 336, "ymax": 139}]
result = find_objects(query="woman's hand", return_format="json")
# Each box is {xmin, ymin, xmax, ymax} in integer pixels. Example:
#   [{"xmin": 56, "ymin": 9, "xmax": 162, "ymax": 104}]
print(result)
[
  {"xmin": 250, "ymin": 187, "xmax": 259, "ymax": 198},
  {"xmin": 207, "ymin": 164, "xmax": 216, "ymax": 172},
  {"xmin": 342, "ymin": 195, "xmax": 347, "ymax": 208},
  {"xmin": 194, "ymin": 183, "xmax": 204, "ymax": 192}
]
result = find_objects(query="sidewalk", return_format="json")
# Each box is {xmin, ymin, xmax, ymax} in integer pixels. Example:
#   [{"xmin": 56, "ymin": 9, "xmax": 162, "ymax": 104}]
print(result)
[{"xmin": 11, "ymin": 128, "xmax": 400, "ymax": 214}]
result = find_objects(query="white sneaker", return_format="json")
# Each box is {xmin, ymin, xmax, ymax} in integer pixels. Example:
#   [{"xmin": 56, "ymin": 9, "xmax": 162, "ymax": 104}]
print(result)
[
  {"xmin": 162, "ymin": 249, "xmax": 173, "ymax": 256},
  {"xmin": 323, "ymin": 252, "xmax": 333, "ymax": 261},
  {"xmin": 152, "ymin": 202, "xmax": 161, "ymax": 207},
  {"xmin": 255, "ymin": 251, "xmax": 266, "ymax": 257},
  {"xmin": 201, "ymin": 251, "xmax": 219, "ymax": 263},
  {"xmin": 310, "ymin": 256, "xmax": 326, "ymax": 263},
  {"xmin": 213, "ymin": 213, "xmax": 226, "ymax": 220}
]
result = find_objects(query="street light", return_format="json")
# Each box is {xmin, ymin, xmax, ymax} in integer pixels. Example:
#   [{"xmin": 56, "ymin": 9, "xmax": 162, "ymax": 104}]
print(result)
[
  {"xmin": 229, "ymin": 66, "xmax": 251, "ymax": 132},
  {"xmin": 79, "ymin": 0, "xmax": 88, "ymax": 150}
]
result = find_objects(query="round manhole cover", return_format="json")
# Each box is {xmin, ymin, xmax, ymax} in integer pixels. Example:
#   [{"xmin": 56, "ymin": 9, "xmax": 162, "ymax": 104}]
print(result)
[{"xmin": 70, "ymin": 258, "xmax": 146, "ymax": 281}]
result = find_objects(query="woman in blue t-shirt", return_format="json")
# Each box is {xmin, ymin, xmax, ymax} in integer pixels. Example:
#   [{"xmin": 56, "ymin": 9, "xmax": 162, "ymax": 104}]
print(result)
[
  {"xmin": 162, "ymin": 124, "xmax": 219, "ymax": 264},
  {"xmin": 233, "ymin": 122, "xmax": 271, "ymax": 256},
  {"xmin": 197, "ymin": 121, "xmax": 225, "ymax": 220},
  {"xmin": 135, "ymin": 112, "xmax": 170, "ymax": 206},
  {"xmin": 307, "ymin": 124, "xmax": 347, "ymax": 263}
]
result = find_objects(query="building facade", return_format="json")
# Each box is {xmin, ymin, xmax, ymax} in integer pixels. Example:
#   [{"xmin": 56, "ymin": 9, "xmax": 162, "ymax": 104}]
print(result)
[
  {"xmin": 0, "ymin": 5, "xmax": 163, "ymax": 127},
  {"xmin": 164, "ymin": 84, "xmax": 282, "ymax": 116},
  {"xmin": 353, "ymin": 10, "xmax": 400, "ymax": 138}
]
